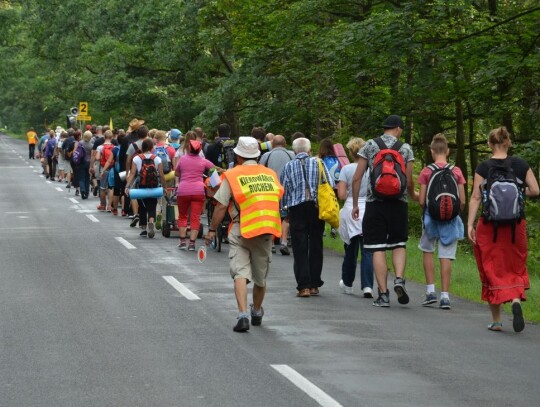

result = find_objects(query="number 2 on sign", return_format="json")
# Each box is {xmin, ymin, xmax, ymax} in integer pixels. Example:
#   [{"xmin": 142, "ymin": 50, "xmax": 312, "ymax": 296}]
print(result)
[{"xmin": 79, "ymin": 102, "xmax": 89, "ymax": 115}]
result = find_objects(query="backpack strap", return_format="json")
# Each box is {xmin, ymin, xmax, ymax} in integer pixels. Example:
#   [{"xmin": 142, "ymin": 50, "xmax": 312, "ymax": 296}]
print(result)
[{"xmin": 374, "ymin": 137, "xmax": 403, "ymax": 153}]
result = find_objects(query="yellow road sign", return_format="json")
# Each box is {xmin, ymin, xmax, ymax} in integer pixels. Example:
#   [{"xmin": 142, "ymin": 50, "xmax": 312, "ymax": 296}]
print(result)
[
  {"xmin": 76, "ymin": 115, "xmax": 92, "ymax": 121},
  {"xmin": 79, "ymin": 102, "xmax": 89, "ymax": 115}
]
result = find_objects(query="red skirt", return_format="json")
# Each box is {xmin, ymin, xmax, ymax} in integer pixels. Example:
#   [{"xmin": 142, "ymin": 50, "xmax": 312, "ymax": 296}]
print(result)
[{"xmin": 473, "ymin": 220, "xmax": 529, "ymax": 304}]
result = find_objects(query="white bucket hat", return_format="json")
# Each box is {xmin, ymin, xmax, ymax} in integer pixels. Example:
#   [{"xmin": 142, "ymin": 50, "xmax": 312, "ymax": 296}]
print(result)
[{"xmin": 233, "ymin": 136, "xmax": 260, "ymax": 159}]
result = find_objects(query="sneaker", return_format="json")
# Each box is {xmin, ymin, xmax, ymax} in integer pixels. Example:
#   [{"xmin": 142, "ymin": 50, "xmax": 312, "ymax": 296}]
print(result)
[
  {"xmin": 75, "ymin": 189, "xmax": 80, "ymax": 196},
  {"xmin": 129, "ymin": 215, "xmax": 139, "ymax": 227},
  {"xmin": 188, "ymin": 241, "xmax": 195, "ymax": 251},
  {"xmin": 279, "ymin": 244, "xmax": 290, "ymax": 256},
  {"xmin": 422, "ymin": 292, "xmax": 438, "ymax": 306},
  {"xmin": 93, "ymin": 186, "xmax": 98, "ymax": 196},
  {"xmin": 178, "ymin": 238, "xmax": 187, "ymax": 250},
  {"xmin": 393, "ymin": 277, "xmax": 410, "ymax": 305},
  {"xmin": 147, "ymin": 222, "xmax": 155, "ymax": 238},
  {"xmin": 112, "ymin": 209, "xmax": 118, "ymax": 216},
  {"xmin": 121, "ymin": 210, "xmax": 127, "ymax": 217},
  {"xmin": 439, "ymin": 298, "xmax": 451, "ymax": 310},
  {"xmin": 373, "ymin": 290, "xmax": 390, "ymax": 307},
  {"xmin": 512, "ymin": 302, "xmax": 525, "ymax": 332},
  {"xmin": 65, "ymin": 183, "xmax": 71, "ymax": 189},
  {"xmin": 330, "ymin": 228, "xmax": 337, "ymax": 239},
  {"xmin": 271, "ymin": 245, "xmax": 276, "ymax": 254},
  {"xmin": 363, "ymin": 287, "xmax": 374, "ymax": 298},
  {"xmin": 139, "ymin": 230, "xmax": 148, "ymax": 237},
  {"xmin": 233, "ymin": 317, "xmax": 250, "ymax": 333},
  {"xmin": 250, "ymin": 304, "xmax": 264, "ymax": 326},
  {"xmin": 339, "ymin": 280, "xmax": 354, "ymax": 295},
  {"xmin": 96, "ymin": 205, "xmax": 106, "ymax": 211}
]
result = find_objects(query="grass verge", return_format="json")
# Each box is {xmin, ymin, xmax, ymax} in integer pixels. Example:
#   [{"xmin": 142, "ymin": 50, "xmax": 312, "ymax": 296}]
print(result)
[{"xmin": 323, "ymin": 226, "xmax": 539, "ymax": 323}]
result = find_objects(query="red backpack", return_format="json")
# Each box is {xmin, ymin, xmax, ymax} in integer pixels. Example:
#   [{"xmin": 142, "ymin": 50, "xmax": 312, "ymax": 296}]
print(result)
[
  {"xmin": 138, "ymin": 154, "xmax": 159, "ymax": 188},
  {"xmin": 100, "ymin": 143, "xmax": 114, "ymax": 168},
  {"xmin": 370, "ymin": 137, "xmax": 407, "ymax": 200}
]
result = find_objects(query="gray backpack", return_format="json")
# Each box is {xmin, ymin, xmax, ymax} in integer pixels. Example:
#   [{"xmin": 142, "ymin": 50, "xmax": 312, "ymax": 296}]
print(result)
[{"xmin": 481, "ymin": 160, "xmax": 524, "ymax": 242}]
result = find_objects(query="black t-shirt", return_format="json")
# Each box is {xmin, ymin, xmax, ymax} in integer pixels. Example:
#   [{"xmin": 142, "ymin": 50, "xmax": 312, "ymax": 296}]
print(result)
[
  {"xmin": 476, "ymin": 156, "xmax": 529, "ymax": 185},
  {"xmin": 92, "ymin": 136, "xmax": 105, "ymax": 151}
]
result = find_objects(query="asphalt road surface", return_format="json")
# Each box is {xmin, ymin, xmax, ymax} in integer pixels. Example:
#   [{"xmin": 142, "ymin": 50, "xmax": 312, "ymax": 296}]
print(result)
[{"xmin": 1, "ymin": 133, "xmax": 539, "ymax": 407}]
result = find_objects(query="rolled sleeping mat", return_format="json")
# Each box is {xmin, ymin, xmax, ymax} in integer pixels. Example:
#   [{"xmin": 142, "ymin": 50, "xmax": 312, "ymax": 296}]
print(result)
[
  {"xmin": 118, "ymin": 171, "xmax": 126, "ymax": 181},
  {"xmin": 129, "ymin": 187, "xmax": 164, "ymax": 199},
  {"xmin": 164, "ymin": 171, "xmax": 176, "ymax": 182}
]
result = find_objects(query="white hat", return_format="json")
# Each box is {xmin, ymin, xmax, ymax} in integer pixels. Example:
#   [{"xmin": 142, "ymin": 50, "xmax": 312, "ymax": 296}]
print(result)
[{"xmin": 233, "ymin": 136, "xmax": 260, "ymax": 159}]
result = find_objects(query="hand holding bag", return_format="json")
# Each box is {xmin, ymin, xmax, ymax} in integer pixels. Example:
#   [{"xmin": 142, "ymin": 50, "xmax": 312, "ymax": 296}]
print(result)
[{"xmin": 317, "ymin": 159, "xmax": 340, "ymax": 229}]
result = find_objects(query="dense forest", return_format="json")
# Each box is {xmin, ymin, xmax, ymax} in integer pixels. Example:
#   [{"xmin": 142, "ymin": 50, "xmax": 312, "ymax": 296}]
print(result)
[{"xmin": 1, "ymin": 1, "xmax": 539, "ymax": 169}]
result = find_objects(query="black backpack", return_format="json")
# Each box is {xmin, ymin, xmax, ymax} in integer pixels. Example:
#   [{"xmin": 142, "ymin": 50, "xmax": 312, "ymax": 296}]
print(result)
[
  {"xmin": 370, "ymin": 137, "xmax": 407, "ymax": 200},
  {"xmin": 62, "ymin": 138, "xmax": 75, "ymax": 159},
  {"xmin": 425, "ymin": 164, "xmax": 460, "ymax": 221},
  {"xmin": 481, "ymin": 159, "xmax": 524, "ymax": 242},
  {"xmin": 218, "ymin": 139, "xmax": 236, "ymax": 169},
  {"xmin": 138, "ymin": 154, "xmax": 159, "ymax": 188}
]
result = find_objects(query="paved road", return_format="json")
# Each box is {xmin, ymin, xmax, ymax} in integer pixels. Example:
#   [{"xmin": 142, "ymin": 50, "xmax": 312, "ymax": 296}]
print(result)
[{"xmin": 1, "ymin": 133, "xmax": 539, "ymax": 406}]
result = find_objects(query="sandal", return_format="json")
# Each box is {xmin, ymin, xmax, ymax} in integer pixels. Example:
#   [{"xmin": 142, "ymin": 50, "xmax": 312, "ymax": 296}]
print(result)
[{"xmin": 487, "ymin": 322, "xmax": 503, "ymax": 331}]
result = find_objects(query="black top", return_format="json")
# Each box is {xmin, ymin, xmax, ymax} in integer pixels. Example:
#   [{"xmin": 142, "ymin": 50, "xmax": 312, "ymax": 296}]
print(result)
[
  {"xmin": 476, "ymin": 156, "xmax": 530, "ymax": 184},
  {"xmin": 92, "ymin": 136, "xmax": 105, "ymax": 151}
]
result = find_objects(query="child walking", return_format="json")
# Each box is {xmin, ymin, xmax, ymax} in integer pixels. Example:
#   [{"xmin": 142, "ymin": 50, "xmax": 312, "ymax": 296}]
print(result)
[{"xmin": 418, "ymin": 134, "xmax": 466, "ymax": 309}]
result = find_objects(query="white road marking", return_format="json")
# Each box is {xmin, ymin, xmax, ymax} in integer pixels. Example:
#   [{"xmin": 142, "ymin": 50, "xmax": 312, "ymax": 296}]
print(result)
[
  {"xmin": 115, "ymin": 237, "xmax": 136, "ymax": 250},
  {"xmin": 6, "ymin": 212, "xmax": 29, "ymax": 214},
  {"xmin": 69, "ymin": 198, "xmax": 78, "ymax": 204},
  {"xmin": 55, "ymin": 187, "xmax": 63, "ymax": 192},
  {"xmin": 39, "ymin": 175, "xmax": 44, "ymax": 178},
  {"xmin": 271, "ymin": 365, "xmax": 343, "ymax": 407},
  {"xmin": 162, "ymin": 276, "xmax": 201, "ymax": 301},
  {"xmin": 33, "ymin": 170, "xmax": 38, "ymax": 173},
  {"xmin": 46, "ymin": 180, "xmax": 52, "ymax": 184},
  {"xmin": 86, "ymin": 215, "xmax": 99, "ymax": 223},
  {"xmin": 17, "ymin": 216, "xmax": 29, "ymax": 219}
]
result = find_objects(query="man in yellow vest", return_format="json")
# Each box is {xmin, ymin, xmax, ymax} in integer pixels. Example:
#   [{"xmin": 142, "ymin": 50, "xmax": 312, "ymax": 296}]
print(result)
[
  {"xmin": 206, "ymin": 136, "xmax": 284, "ymax": 332},
  {"xmin": 26, "ymin": 127, "xmax": 38, "ymax": 159}
]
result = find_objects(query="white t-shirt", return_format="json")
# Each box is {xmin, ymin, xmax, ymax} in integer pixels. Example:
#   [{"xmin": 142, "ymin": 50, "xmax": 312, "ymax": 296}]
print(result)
[
  {"xmin": 338, "ymin": 163, "xmax": 369, "ymax": 203},
  {"xmin": 133, "ymin": 153, "xmax": 162, "ymax": 172}
]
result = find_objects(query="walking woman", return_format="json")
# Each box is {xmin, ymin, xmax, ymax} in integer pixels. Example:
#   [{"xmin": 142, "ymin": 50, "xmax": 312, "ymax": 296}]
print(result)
[
  {"xmin": 467, "ymin": 127, "xmax": 539, "ymax": 332},
  {"xmin": 125, "ymin": 138, "xmax": 166, "ymax": 238},
  {"xmin": 78, "ymin": 131, "xmax": 93, "ymax": 199},
  {"xmin": 337, "ymin": 138, "xmax": 374, "ymax": 298},
  {"xmin": 175, "ymin": 137, "xmax": 222, "ymax": 250}
]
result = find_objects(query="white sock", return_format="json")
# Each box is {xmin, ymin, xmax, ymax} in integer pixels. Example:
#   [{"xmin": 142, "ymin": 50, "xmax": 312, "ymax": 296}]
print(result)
[
  {"xmin": 427, "ymin": 284, "xmax": 435, "ymax": 293},
  {"xmin": 441, "ymin": 292, "xmax": 449, "ymax": 299}
]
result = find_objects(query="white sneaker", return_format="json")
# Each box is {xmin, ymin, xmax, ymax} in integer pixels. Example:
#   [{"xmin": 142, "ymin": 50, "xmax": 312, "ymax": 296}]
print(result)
[
  {"xmin": 339, "ymin": 280, "xmax": 354, "ymax": 295},
  {"xmin": 362, "ymin": 287, "xmax": 374, "ymax": 298}
]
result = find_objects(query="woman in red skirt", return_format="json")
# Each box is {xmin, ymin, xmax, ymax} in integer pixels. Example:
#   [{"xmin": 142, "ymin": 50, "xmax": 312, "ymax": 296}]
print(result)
[{"xmin": 467, "ymin": 127, "xmax": 539, "ymax": 332}]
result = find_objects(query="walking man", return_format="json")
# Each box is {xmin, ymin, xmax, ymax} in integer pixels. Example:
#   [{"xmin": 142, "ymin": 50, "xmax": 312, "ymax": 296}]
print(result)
[
  {"xmin": 280, "ymin": 137, "xmax": 333, "ymax": 297},
  {"xmin": 26, "ymin": 127, "xmax": 38, "ymax": 159},
  {"xmin": 206, "ymin": 137, "xmax": 283, "ymax": 332},
  {"xmin": 351, "ymin": 115, "xmax": 418, "ymax": 307}
]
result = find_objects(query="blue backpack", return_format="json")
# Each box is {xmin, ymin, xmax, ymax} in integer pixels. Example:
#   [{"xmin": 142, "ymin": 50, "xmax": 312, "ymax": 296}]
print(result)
[
  {"xmin": 322, "ymin": 155, "xmax": 340, "ymax": 183},
  {"xmin": 153, "ymin": 146, "xmax": 171, "ymax": 173}
]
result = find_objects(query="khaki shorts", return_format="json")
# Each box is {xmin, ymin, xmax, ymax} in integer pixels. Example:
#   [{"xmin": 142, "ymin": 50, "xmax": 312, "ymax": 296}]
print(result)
[{"xmin": 228, "ymin": 230, "xmax": 273, "ymax": 287}]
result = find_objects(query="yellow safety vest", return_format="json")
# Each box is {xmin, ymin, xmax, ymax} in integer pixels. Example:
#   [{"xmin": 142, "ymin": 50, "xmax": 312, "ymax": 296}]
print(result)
[{"xmin": 224, "ymin": 164, "xmax": 284, "ymax": 239}]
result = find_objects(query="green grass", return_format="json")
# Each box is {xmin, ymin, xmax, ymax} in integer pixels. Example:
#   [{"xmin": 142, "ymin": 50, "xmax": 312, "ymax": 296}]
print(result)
[{"xmin": 323, "ymin": 225, "xmax": 540, "ymax": 323}]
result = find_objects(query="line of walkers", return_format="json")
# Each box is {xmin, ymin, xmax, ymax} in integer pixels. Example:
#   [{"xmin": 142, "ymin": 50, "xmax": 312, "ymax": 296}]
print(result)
[{"xmin": 30, "ymin": 115, "xmax": 539, "ymax": 333}]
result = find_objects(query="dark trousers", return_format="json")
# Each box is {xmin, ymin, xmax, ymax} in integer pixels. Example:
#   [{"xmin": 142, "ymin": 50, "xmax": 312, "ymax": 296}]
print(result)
[
  {"xmin": 137, "ymin": 198, "xmax": 157, "ymax": 227},
  {"xmin": 29, "ymin": 144, "xmax": 35, "ymax": 159},
  {"xmin": 78, "ymin": 161, "xmax": 90, "ymax": 195},
  {"xmin": 289, "ymin": 201, "xmax": 325, "ymax": 291},
  {"xmin": 342, "ymin": 235, "xmax": 374, "ymax": 289},
  {"xmin": 47, "ymin": 157, "xmax": 56, "ymax": 179}
]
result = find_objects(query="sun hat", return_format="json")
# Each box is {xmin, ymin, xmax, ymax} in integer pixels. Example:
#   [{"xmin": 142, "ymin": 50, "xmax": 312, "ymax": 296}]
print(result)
[
  {"xmin": 127, "ymin": 118, "xmax": 145, "ymax": 133},
  {"xmin": 382, "ymin": 115, "xmax": 404, "ymax": 129},
  {"xmin": 169, "ymin": 128, "xmax": 182, "ymax": 140},
  {"xmin": 233, "ymin": 136, "xmax": 260, "ymax": 159}
]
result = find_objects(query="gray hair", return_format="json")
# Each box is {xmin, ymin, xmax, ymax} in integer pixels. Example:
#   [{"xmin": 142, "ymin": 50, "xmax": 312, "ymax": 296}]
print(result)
[{"xmin": 292, "ymin": 137, "xmax": 311, "ymax": 154}]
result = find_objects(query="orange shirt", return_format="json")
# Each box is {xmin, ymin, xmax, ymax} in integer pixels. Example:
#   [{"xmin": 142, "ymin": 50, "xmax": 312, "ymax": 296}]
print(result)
[{"xmin": 27, "ymin": 131, "xmax": 37, "ymax": 144}]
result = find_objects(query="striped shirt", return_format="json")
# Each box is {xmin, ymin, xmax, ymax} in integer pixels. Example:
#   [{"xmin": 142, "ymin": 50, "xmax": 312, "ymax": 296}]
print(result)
[{"xmin": 280, "ymin": 153, "xmax": 334, "ymax": 209}]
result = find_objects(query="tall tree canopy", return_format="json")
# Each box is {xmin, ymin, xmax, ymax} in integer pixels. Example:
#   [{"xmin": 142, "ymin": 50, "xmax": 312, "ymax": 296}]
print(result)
[{"xmin": 1, "ymin": 0, "xmax": 539, "ymax": 166}]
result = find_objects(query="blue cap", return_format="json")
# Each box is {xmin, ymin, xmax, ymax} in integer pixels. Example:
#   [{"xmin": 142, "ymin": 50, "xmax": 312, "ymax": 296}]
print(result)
[{"xmin": 170, "ymin": 129, "xmax": 182, "ymax": 140}]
